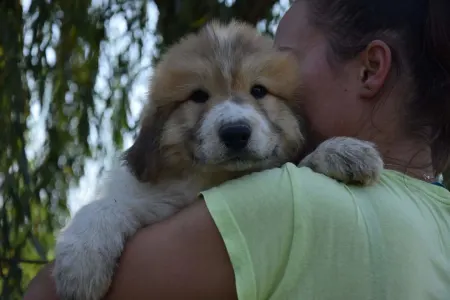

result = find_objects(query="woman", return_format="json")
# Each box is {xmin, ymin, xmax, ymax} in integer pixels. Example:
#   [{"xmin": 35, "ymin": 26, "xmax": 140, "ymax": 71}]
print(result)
[{"xmin": 25, "ymin": 0, "xmax": 450, "ymax": 299}]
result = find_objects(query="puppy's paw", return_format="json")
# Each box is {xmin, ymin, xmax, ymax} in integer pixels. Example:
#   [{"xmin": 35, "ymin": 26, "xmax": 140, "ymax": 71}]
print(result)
[
  {"xmin": 53, "ymin": 234, "xmax": 117, "ymax": 300},
  {"xmin": 52, "ymin": 203, "xmax": 127, "ymax": 300},
  {"xmin": 299, "ymin": 137, "xmax": 383, "ymax": 185}
]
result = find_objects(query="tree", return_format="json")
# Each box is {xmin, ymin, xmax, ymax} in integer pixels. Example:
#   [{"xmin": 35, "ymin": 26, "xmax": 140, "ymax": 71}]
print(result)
[{"xmin": 0, "ymin": 0, "xmax": 288, "ymax": 297}]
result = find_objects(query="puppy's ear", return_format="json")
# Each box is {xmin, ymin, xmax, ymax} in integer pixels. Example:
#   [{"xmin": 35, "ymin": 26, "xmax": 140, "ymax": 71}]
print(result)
[{"xmin": 122, "ymin": 105, "xmax": 172, "ymax": 183}]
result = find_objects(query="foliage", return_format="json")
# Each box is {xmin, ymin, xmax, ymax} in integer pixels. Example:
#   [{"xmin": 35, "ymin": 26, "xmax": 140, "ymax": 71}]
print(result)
[{"xmin": 0, "ymin": 0, "xmax": 286, "ymax": 298}]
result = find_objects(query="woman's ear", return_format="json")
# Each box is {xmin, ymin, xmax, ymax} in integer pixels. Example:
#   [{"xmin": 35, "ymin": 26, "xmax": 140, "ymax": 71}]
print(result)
[{"xmin": 358, "ymin": 40, "xmax": 392, "ymax": 99}]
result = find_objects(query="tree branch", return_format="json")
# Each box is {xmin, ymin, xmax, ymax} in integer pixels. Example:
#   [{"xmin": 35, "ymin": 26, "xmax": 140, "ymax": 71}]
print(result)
[{"xmin": 0, "ymin": 258, "xmax": 49, "ymax": 265}]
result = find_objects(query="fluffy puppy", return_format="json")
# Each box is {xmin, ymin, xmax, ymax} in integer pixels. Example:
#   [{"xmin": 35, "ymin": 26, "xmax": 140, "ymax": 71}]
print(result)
[{"xmin": 53, "ymin": 20, "xmax": 383, "ymax": 300}]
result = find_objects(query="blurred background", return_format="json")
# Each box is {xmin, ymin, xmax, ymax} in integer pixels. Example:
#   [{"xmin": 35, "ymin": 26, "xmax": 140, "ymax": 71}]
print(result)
[{"xmin": 0, "ymin": 0, "xmax": 447, "ymax": 298}]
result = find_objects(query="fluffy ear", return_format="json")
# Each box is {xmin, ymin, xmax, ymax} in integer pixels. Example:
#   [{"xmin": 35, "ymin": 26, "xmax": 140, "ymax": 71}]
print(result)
[{"xmin": 122, "ymin": 104, "xmax": 173, "ymax": 183}]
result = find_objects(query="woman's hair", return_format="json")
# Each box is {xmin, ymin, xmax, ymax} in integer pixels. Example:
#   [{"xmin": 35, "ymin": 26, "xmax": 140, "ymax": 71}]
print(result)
[{"xmin": 304, "ymin": 0, "xmax": 450, "ymax": 174}]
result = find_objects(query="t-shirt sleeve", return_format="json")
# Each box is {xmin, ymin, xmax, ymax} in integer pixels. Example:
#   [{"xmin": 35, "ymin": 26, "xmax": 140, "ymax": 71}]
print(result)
[{"xmin": 200, "ymin": 163, "xmax": 297, "ymax": 300}]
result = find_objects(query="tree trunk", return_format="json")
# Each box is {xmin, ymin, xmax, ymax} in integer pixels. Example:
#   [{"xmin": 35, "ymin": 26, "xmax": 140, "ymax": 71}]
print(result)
[{"xmin": 153, "ymin": 0, "xmax": 277, "ymax": 58}]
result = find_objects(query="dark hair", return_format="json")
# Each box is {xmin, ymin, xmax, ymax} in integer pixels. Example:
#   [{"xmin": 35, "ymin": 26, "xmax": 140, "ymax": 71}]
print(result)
[{"xmin": 304, "ymin": 0, "xmax": 450, "ymax": 174}]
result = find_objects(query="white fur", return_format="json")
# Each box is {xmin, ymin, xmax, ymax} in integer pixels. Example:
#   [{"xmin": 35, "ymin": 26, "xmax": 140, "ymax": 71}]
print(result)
[
  {"xmin": 53, "ymin": 167, "xmax": 202, "ymax": 300},
  {"xmin": 53, "ymin": 136, "xmax": 384, "ymax": 300},
  {"xmin": 199, "ymin": 100, "xmax": 277, "ymax": 170},
  {"xmin": 299, "ymin": 137, "xmax": 384, "ymax": 185}
]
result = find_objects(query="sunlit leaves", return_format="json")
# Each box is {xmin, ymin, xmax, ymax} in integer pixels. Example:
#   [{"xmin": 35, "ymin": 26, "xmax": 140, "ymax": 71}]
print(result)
[{"xmin": 0, "ymin": 0, "xmax": 151, "ymax": 296}]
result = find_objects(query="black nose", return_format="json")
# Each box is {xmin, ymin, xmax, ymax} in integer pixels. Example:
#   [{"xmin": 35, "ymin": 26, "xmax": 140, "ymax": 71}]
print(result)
[{"xmin": 219, "ymin": 122, "xmax": 252, "ymax": 151}]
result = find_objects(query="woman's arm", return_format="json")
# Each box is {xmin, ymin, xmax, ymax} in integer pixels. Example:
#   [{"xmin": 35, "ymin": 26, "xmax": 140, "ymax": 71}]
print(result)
[
  {"xmin": 24, "ymin": 199, "xmax": 238, "ymax": 300},
  {"xmin": 24, "ymin": 263, "xmax": 58, "ymax": 300}
]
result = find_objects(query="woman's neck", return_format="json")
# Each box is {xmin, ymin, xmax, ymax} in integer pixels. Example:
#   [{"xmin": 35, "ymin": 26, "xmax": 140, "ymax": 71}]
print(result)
[{"xmin": 369, "ymin": 136, "xmax": 436, "ymax": 182}]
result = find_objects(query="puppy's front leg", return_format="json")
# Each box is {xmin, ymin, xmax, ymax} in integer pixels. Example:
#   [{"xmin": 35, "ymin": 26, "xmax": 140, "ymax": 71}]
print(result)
[
  {"xmin": 53, "ymin": 192, "xmax": 182, "ymax": 300},
  {"xmin": 298, "ymin": 137, "xmax": 384, "ymax": 185}
]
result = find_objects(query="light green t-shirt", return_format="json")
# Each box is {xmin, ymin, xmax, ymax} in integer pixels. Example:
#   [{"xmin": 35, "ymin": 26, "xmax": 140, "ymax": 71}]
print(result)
[{"xmin": 201, "ymin": 163, "xmax": 450, "ymax": 300}]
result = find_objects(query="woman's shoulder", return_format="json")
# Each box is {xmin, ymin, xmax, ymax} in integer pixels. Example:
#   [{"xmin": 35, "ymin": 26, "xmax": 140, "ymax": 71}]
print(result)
[
  {"xmin": 202, "ymin": 162, "xmax": 364, "ymax": 243},
  {"xmin": 203, "ymin": 163, "xmax": 440, "ymax": 227},
  {"xmin": 206, "ymin": 162, "xmax": 361, "ymax": 208}
]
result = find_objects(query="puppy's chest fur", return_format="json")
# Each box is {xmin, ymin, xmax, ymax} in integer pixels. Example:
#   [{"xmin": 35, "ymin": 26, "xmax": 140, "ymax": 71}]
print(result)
[{"xmin": 99, "ymin": 165, "xmax": 243, "ymax": 222}]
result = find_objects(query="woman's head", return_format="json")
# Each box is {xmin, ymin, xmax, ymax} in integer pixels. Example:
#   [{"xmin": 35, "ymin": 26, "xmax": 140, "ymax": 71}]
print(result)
[{"xmin": 275, "ymin": 0, "xmax": 450, "ymax": 174}]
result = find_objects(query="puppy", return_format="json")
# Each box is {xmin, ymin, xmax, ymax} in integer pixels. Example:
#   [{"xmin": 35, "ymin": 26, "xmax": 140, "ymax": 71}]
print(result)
[{"xmin": 53, "ymin": 20, "xmax": 383, "ymax": 300}]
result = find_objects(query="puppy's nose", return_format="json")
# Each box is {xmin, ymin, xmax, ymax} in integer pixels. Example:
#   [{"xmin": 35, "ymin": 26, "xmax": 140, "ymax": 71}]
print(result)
[{"xmin": 219, "ymin": 122, "xmax": 252, "ymax": 151}]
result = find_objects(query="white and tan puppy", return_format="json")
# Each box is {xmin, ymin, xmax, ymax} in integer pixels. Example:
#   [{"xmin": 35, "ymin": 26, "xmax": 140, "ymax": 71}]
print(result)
[{"xmin": 53, "ymin": 21, "xmax": 383, "ymax": 300}]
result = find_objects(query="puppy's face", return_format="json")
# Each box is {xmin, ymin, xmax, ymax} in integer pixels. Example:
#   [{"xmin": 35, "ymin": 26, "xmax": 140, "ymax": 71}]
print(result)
[{"xmin": 125, "ymin": 21, "xmax": 305, "ymax": 182}]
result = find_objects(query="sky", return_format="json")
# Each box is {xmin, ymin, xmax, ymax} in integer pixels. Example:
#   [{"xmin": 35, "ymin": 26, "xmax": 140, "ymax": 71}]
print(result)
[
  {"xmin": 20, "ymin": 0, "xmax": 290, "ymax": 215},
  {"xmin": 65, "ymin": 2, "xmax": 160, "ymax": 213}
]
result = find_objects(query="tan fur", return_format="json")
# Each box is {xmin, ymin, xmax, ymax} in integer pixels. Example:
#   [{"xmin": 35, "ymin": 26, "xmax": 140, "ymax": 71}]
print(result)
[
  {"xmin": 53, "ymin": 20, "xmax": 383, "ymax": 300},
  {"xmin": 125, "ymin": 20, "xmax": 304, "ymax": 189}
]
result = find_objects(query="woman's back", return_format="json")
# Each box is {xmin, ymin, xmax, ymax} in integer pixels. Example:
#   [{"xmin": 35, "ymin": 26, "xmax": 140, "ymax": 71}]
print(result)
[{"xmin": 202, "ymin": 163, "xmax": 450, "ymax": 299}]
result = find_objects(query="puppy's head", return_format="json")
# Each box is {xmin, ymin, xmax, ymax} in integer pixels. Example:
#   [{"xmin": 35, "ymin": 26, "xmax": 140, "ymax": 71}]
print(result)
[{"xmin": 125, "ymin": 20, "xmax": 305, "ymax": 183}]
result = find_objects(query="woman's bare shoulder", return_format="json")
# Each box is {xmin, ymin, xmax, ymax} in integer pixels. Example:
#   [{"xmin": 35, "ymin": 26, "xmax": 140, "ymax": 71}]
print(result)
[{"xmin": 24, "ymin": 199, "xmax": 237, "ymax": 300}]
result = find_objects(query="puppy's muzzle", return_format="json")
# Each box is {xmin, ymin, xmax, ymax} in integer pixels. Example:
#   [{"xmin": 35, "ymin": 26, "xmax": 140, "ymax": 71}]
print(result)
[{"xmin": 219, "ymin": 121, "xmax": 252, "ymax": 151}]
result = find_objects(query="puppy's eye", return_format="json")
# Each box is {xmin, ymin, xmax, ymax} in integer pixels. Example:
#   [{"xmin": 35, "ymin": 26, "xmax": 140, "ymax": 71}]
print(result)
[
  {"xmin": 189, "ymin": 89, "xmax": 210, "ymax": 103},
  {"xmin": 250, "ymin": 85, "xmax": 268, "ymax": 99}
]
